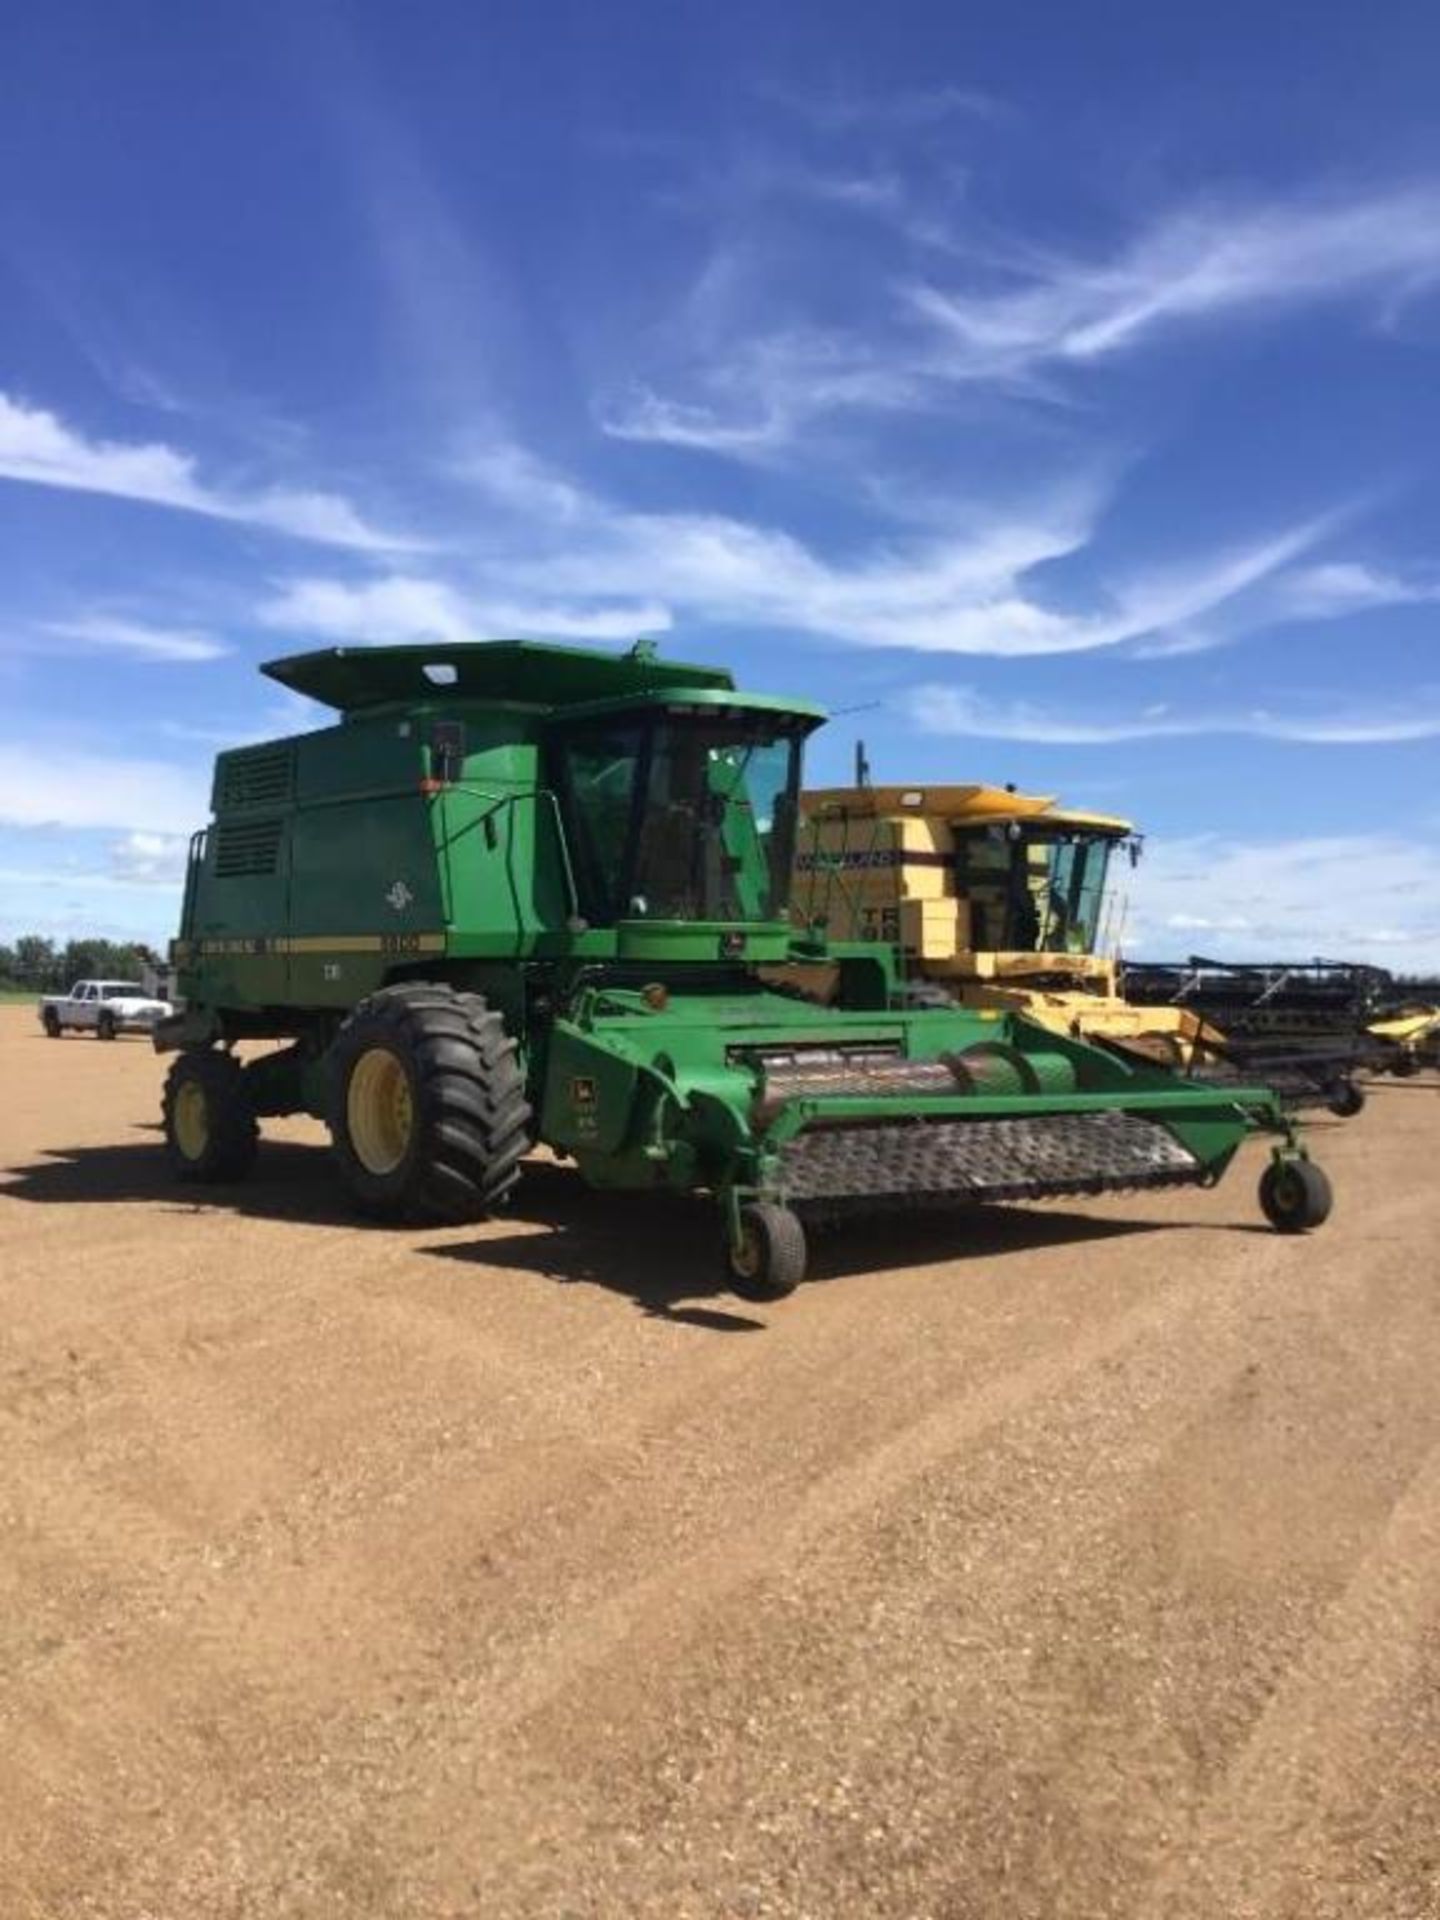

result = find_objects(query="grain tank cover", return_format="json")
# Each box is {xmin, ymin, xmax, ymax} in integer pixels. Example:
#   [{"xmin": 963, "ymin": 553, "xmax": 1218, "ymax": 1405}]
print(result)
[{"xmin": 260, "ymin": 639, "xmax": 737, "ymax": 715}]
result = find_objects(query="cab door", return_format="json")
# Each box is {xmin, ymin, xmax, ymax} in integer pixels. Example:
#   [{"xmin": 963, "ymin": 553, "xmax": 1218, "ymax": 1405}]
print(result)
[{"xmin": 72, "ymin": 983, "xmax": 97, "ymax": 1030}]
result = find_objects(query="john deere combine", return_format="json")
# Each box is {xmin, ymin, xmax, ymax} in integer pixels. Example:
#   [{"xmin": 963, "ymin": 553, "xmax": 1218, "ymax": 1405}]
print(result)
[{"xmin": 158, "ymin": 641, "xmax": 1331, "ymax": 1297}]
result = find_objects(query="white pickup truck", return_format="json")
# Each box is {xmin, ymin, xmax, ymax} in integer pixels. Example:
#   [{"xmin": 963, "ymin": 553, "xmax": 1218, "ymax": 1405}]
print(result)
[{"xmin": 39, "ymin": 980, "xmax": 174, "ymax": 1040}]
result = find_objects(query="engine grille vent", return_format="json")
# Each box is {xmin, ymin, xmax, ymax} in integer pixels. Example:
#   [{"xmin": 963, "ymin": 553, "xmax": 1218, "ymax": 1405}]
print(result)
[
  {"xmin": 219, "ymin": 744, "xmax": 295, "ymax": 809},
  {"xmin": 214, "ymin": 818, "xmax": 284, "ymax": 878}
]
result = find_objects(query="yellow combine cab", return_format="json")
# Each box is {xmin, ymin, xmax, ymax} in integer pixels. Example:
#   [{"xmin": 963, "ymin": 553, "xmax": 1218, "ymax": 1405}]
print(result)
[{"xmin": 792, "ymin": 782, "xmax": 1218, "ymax": 1062}]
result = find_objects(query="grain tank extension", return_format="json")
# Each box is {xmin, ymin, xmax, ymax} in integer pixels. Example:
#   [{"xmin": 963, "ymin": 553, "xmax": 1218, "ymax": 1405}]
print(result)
[{"xmin": 159, "ymin": 641, "xmax": 1331, "ymax": 1297}]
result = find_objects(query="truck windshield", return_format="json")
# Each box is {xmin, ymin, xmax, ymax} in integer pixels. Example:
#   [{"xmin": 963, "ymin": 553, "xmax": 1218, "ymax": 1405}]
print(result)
[
  {"xmin": 555, "ymin": 710, "xmax": 806, "ymax": 924},
  {"xmin": 954, "ymin": 827, "xmax": 1118, "ymax": 954}
]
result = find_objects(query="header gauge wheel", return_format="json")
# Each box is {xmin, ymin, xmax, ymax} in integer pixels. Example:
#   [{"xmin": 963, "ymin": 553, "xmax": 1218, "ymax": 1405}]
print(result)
[
  {"xmin": 726, "ymin": 1202, "xmax": 807, "ymax": 1301},
  {"xmin": 1260, "ymin": 1158, "xmax": 1333, "ymax": 1234}
]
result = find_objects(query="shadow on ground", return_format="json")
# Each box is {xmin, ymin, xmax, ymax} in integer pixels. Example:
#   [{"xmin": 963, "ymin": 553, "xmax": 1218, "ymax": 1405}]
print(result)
[
  {"xmin": 425, "ymin": 1161, "xmax": 1170, "ymax": 1325},
  {"xmin": 3, "ymin": 1132, "xmax": 1185, "ymax": 1324},
  {"xmin": 1, "ymin": 1132, "xmax": 362, "ymax": 1228}
]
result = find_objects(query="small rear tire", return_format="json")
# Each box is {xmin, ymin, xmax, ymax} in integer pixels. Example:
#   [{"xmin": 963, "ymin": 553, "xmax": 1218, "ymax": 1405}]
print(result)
[
  {"xmin": 1259, "ymin": 1158, "xmax": 1333, "ymax": 1234},
  {"xmin": 1326, "ymin": 1079, "xmax": 1365, "ymax": 1118},
  {"xmin": 42, "ymin": 1008, "xmax": 61, "ymax": 1038},
  {"xmin": 97, "ymin": 1011, "xmax": 117, "ymax": 1041},
  {"xmin": 726, "ymin": 1202, "xmax": 807, "ymax": 1301},
  {"xmin": 163, "ymin": 1050, "xmax": 259, "ymax": 1182},
  {"xmin": 1391, "ymin": 1053, "xmax": 1421, "ymax": 1079}
]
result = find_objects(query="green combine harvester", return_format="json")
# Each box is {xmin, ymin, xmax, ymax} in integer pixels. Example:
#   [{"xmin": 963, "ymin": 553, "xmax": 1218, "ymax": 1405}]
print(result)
[{"xmin": 158, "ymin": 640, "xmax": 1332, "ymax": 1297}]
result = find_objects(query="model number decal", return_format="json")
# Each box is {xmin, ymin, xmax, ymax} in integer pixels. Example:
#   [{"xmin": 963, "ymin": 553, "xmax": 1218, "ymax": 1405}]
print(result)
[{"xmin": 380, "ymin": 932, "xmax": 424, "ymax": 955}]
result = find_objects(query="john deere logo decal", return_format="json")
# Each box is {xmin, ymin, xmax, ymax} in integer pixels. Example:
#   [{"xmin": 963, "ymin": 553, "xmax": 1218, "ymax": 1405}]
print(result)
[
  {"xmin": 385, "ymin": 880, "xmax": 415, "ymax": 912},
  {"xmin": 570, "ymin": 1077, "xmax": 597, "ymax": 1108}
]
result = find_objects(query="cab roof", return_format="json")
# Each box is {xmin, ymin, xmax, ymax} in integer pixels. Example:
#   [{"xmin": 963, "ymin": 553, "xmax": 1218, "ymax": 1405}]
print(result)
[
  {"xmin": 261, "ymin": 638, "xmax": 740, "ymax": 714},
  {"xmin": 803, "ymin": 783, "xmax": 1134, "ymax": 835}
]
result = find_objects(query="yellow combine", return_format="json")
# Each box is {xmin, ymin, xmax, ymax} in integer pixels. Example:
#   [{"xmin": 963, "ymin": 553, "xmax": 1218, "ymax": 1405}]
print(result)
[{"xmin": 791, "ymin": 781, "xmax": 1217, "ymax": 1063}]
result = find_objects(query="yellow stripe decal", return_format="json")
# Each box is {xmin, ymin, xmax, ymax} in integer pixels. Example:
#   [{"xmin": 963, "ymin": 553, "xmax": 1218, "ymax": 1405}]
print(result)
[{"xmin": 188, "ymin": 933, "xmax": 447, "ymax": 957}]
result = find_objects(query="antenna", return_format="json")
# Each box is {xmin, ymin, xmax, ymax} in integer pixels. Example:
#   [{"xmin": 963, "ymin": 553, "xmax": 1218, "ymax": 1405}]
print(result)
[{"xmin": 855, "ymin": 738, "xmax": 872, "ymax": 787}]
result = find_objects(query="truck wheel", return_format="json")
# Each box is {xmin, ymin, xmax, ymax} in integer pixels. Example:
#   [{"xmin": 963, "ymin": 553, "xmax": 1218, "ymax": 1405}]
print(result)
[
  {"xmin": 163, "ymin": 1050, "xmax": 259, "ymax": 1182},
  {"xmin": 726, "ymin": 1202, "xmax": 807, "ymax": 1300},
  {"xmin": 328, "ymin": 983, "xmax": 531, "ymax": 1223},
  {"xmin": 1259, "ymin": 1158, "xmax": 1333, "ymax": 1234},
  {"xmin": 43, "ymin": 1007, "xmax": 61, "ymax": 1038},
  {"xmin": 97, "ymin": 1011, "xmax": 117, "ymax": 1041}
]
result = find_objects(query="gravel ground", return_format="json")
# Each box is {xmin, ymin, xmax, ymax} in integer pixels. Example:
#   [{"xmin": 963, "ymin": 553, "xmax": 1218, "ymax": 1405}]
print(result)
[{"xmin": 1, "ymin": 1004, "xmax": 1437, "ymax": 1919}]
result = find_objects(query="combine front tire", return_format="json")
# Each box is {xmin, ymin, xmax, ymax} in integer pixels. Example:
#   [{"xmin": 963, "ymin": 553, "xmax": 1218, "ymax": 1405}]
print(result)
[
  {"xmin": 1259, "ymin": 1157, "xmax": 1333, "ymax": 1234},
  {"xmin": 726, "ymin": 1202, "xmax": 807, "ymax": 1301},
  {"xmin": 328, "ymin": 984, "xmax": 530, "ymax": 1223},
  {"xmin": 163, "ymin": 1049, "xmax": 259, "ymax": 1182}
]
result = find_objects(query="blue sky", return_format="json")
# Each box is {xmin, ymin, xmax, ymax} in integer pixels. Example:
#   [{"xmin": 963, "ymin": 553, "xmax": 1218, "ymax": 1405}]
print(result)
[{"xmin": 2, "ymin": 1, "xmax": 1438, "ymax": 965}]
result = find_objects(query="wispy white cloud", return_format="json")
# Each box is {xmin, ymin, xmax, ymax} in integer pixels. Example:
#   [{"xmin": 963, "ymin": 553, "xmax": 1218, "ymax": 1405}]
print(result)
[
  {"xmin": 911, "ymin": 186, "xmax": 1440, "ymax": 381},
  {"xmin": 109, "ymin": 830, "xmax": 191, "ymax": 883},
  {"xmin": 40, "ymin": 615, "xmax": 228, "ymax": 663},
  {"xmin": 905, "ymin": 682, "xmax": 1440, "ymax": 744},
  {"xmin": 0, "ymin": 392, "xmax": 416, "ymax": 551},
  {"xmin": 599, "ymin": 330, "xmax": 929, "ymax": 457},
  {"xmin": 453, "ymin": 440, "xmax": 1332, "ymax": 657},
  {"xmin": 765, "ymin": 82, "xmax": 1004, "ymax": 133},
  {"xmin": 0, "ymin": 742, "xmax": 208, "ymax": 832},
  {"xmin": 1268, "ymin": 559, "xmax": 1440, "ymax": 619},
  {"xmin": 1123, "ymin": 834, "xmax": 1440, "ymax": 969},
  {"xmin": 257, "ymin": 573, "xmax": 671, "ymax": 645},
  {"xmin": 608, "ymin": 182, "xmax": 1440, "ymax": 460}
]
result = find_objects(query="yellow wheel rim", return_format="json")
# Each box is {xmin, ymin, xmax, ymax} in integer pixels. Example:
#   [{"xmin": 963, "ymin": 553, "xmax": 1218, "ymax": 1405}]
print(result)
[
  {"xmin": 347, "ymin": 1047, "xmax": 415, "ymax": 1176},
  {"xmin": 173, "ymin": 1079, "xmax": 210, "ymax": 1162}
]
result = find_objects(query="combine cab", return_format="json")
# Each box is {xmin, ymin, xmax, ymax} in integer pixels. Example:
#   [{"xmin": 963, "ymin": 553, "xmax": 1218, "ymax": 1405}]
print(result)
[{"xmin": 158, "ymin": 642, "xmax": 1330, "ymax": 1298}]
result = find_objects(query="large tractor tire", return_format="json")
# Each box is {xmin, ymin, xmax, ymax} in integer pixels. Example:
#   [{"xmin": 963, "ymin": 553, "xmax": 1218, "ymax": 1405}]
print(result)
[
  {"xmin": 328, "ymin": 983, "xmax": 530, "ymax": 1223},
  {"xmin": 162, "ymin": 1049, "xmax": 260, "ymax": 1182}
]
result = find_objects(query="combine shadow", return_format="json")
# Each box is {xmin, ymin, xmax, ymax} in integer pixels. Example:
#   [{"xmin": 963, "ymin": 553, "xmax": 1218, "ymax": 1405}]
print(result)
[
  {"xmin": 8, "ymin": 1132, "xmax": 1192, "ymax": 1327},
  {"xmin": 425, "ymin": 1160, "xmax": 1167, "ymax": 1325},
  {"xmin": 2, "ymin": 1133, "xmax": 363, "ymax": 1228}
]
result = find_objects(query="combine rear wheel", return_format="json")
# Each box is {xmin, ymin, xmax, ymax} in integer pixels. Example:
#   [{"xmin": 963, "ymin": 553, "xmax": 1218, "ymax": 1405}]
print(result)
[
  {"xmin": 162, "ymin": 1049, "xmax": 259, "ymax": 1182},
  {"xmin": 726, "ymin": 1202, "xmax": 807, "ymax": 1301},
  {"xmin": 328, "ymin": 983, "xmax": 530, "ymax": 1223},
  {"xmin": 1259, "ymin": 1157, "xmax": 1333, "ymax": 1234}
]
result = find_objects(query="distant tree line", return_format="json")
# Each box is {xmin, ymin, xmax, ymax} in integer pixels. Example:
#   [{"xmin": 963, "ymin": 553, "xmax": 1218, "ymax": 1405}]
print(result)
[{"xmin": 0, "ymin": 936, "xmax": 162, "ymax": 994}]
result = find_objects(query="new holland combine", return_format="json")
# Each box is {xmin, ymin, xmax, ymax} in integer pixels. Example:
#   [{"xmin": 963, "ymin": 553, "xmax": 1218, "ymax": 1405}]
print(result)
[
  {"xmin": 158, "ymin": 641, "xmax": 1331, "ymax": 1298},
  {"xmin": 791, "ymin": 780, "xmax": 1378, "ymax": 1116},
  {"xmin": 791, "ymin": 781, "xmax": 1216, "ymax": 1059}
]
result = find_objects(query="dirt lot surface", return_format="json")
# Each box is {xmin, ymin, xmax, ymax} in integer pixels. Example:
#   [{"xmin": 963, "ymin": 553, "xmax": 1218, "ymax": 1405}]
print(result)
[{"xmin": 1, "ymin": 1004, "xmax": 1438, "ymax": 1919}]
